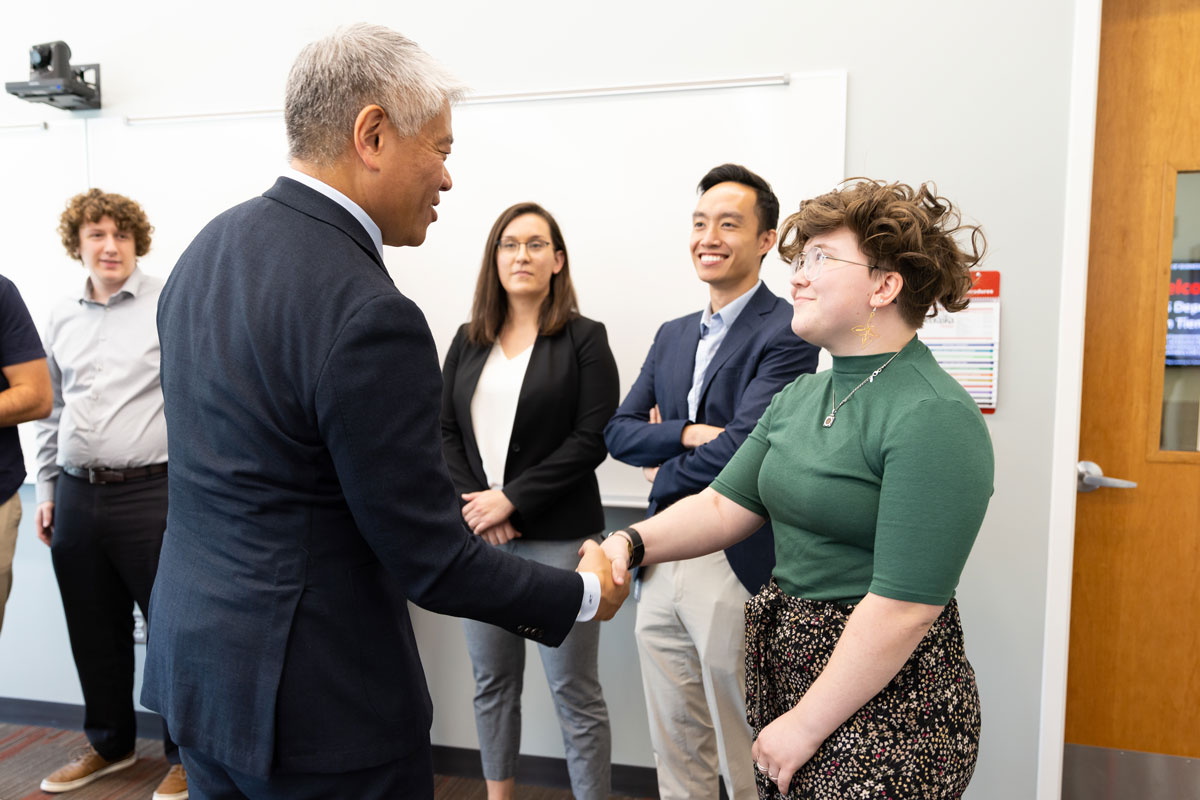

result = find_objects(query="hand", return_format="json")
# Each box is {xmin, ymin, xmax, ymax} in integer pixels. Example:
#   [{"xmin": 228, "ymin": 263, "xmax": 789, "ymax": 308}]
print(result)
[
  {"xmin": 681, "ymin": 423, "xmax": 724, "ymax": 448},
  {"xmin": 35, "ymin": 501, "xmax": 54, "ymax": 546},
  {"xmin": 461, "ymin": 489, "xmax": 515, "ymax": 534},
  {"xmin": 477, "ymin": 520, "xmax": 521, "ymax": 546},
  {"xmin": 576, "ymin": 539, "xmax": 629, "ymax": 620},
  {"xmin": 642, "ymin": 465, "xmax": 659, "ymax": 483},
  {"xmin": 647, "ymin": 404, "xmax": 662, "ymax": 424},
  {"xmin": 597, "ymin": 531, "xmax": 633, "ymax": 586},
  {"xmin": 750, "ymin": 708, "xmax": 823, "ymax": 796}
]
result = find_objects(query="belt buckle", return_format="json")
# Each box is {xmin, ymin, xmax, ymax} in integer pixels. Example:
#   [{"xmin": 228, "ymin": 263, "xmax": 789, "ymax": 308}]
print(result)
[{"xmin": 88, "ymin": 468, "xmax": 122, "ymax": 484}]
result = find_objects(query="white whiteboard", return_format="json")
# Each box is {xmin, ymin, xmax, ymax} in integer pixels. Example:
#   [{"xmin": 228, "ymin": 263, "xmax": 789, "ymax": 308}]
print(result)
[{"xmin": 3, "ymin": 72, "xmax": 846, "ymax": 504}]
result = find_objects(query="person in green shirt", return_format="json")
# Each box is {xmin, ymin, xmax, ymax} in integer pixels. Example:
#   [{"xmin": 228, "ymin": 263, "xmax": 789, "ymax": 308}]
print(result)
[{"xmin": 599, "ymin": 179, "xmax": 994, "ymax": 800}]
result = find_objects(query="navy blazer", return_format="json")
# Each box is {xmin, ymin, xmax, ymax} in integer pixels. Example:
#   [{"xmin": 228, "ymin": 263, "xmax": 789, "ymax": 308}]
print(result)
[
  {"xmin": 604, "ymin": 282, "xmax": 819, "ymax": 593},
  {"xmin": 441, "ymin": 317, "xmax": 619, "ymax": 540},
  {"xmin": 143, "ymin": 178, "xmax": 582, "ymax": 778}
]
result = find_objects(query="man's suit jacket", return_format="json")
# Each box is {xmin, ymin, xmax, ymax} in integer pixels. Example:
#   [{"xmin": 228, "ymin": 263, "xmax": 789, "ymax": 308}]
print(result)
[
  {"xmin": 143, "ymin": 177, "xmax": 582, "ymax": 778},
  {"xmin": 440, "ymin": 317, "xmax": 619, "ymax": 540},
  {"xmin": 603, "ymin": 282, "xmax": 819, "ymax": 593}
]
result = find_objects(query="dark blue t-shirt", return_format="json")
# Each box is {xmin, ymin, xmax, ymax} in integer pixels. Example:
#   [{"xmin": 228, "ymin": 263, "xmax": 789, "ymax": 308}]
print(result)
[{"xmin": 0, "ymin": 274, "xmax": 45, "ymax": 499}]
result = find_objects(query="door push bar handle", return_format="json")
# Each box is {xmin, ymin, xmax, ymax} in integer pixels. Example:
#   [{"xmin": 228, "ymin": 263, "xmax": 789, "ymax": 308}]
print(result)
[{"xmin": 1076, "ymin": 460, "xmax": 1138, "ymax": 493}]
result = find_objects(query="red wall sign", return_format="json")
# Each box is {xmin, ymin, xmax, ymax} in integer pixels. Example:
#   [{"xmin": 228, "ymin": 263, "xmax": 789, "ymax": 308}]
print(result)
[{"xmin": 967, "ymin": 270, "xmax": 1000, "ymax": 298}]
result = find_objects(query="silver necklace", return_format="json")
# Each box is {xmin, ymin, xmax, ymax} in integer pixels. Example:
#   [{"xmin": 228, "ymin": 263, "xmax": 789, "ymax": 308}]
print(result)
[{"xmin": 822, "ymin": 343, "xmax": 909, "ymax": 428}]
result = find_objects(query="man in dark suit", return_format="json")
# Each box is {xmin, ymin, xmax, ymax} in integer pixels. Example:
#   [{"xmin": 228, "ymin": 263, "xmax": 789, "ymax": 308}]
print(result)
[
  {"xmin": 141, "ymin": 24, "xmax": 625, "ymax": 799},
  {"xmin": 604, "ymin": 164, "xmax": 819, "ymax": 800}
]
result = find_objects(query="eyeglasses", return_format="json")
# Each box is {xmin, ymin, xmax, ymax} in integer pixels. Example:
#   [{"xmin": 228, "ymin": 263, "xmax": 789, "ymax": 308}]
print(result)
[
  {"xmin": 790, "ymin": 248, "xmax": 877, "ymax": 282},
  {"xmin": 497, "ymin": 238, "xmax": 553, "ymax": 255}
]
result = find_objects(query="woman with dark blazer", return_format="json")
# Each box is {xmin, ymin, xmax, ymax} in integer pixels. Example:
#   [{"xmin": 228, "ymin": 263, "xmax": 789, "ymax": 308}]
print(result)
[{"xmin": 441, "ymin": 202, "xmax": 619, "ymax": 800}]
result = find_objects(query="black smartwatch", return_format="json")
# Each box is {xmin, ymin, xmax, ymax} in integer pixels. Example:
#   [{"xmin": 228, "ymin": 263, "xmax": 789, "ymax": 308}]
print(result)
[{"xmin": 605, "ymin": 526, "xmax": 645, "ymax": 569}]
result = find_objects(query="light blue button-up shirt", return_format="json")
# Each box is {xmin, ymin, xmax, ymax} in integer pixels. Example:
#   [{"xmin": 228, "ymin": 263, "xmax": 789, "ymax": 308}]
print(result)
[
  {"xmin": 35, "ymin": 268, "xmax": 167, "ymax": 502},
  {"xmin": 687, "ymin": 280, "xmax": 761, "ymax": 421}
]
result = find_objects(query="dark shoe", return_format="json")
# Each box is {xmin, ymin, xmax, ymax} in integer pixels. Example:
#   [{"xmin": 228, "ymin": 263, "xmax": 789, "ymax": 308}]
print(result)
[
  {"xmin": 40, "ymin": 745, "xmax": 137, "ymax": 792},
  {"xmin": 153, "ymin": 763, "xmax": 189, "ymax": 799}
]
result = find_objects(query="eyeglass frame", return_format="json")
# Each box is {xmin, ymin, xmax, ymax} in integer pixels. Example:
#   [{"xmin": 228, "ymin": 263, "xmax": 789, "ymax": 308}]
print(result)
[
  {"xmin": 496, "ymin": 237, "xmax": 555, "ymax": 255},
  {"xmin": 789, "ymin": 247, "xmax": 880, "ymax": 282}
]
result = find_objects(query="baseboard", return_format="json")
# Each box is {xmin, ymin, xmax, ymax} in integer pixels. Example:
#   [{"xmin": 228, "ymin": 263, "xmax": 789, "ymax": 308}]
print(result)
[
  {"xmin": 432, "ymin": 744, "xmax": 660, "ymax": 798},
  {"xmin": 0, "ymin": 696, "xmax": 165, "ymax": 739},
  {"xmin": 0, "ymin": 697, "xmax": 661, "ymax": 797}
]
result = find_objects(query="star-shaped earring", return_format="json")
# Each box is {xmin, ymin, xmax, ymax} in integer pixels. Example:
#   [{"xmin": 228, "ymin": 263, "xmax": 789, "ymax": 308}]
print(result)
[{"xmin": 852, "ymin": 307, "xmax": 879, "ymax": 348}]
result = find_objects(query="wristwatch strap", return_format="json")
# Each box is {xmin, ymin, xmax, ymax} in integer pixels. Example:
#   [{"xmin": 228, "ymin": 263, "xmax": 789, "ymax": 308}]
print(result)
[{"xmin": 607, "ymin": 526, "xmax": 645, "ymax": 569}]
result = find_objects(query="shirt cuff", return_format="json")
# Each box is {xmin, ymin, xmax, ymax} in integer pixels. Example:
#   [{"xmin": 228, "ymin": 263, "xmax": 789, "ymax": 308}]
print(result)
[
  {"xmin": 576, "ymin": 571, "xmax": 601, "ymax": 622},
  {"xmin": 35, "ymin": 477, "xmax": 57, "ymax": 504}
]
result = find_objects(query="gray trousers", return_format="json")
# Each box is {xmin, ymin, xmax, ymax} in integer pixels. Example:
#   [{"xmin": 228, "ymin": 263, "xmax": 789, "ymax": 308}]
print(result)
[{"xmin": 462, "ymin": 535, "xmax": 611, "ymax": 800}]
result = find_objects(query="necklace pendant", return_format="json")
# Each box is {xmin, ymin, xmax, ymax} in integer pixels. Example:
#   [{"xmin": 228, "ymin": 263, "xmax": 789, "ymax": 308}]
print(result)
[{"xmin": 822, "ymin": 413, "xmax": 836, "ymax": 428}]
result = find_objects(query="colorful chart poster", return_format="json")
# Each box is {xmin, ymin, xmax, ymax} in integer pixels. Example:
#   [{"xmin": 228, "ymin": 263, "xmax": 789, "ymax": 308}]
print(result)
[{"xmin": 917, "ymin": 270, "xmax": 1000, "ymax": 413}]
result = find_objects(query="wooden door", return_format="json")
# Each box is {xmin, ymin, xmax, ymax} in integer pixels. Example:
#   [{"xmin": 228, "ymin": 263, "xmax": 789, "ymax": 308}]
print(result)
[{"xmin": 1066, "ymin": 0, "xmax": 1200, "ymax": 758}]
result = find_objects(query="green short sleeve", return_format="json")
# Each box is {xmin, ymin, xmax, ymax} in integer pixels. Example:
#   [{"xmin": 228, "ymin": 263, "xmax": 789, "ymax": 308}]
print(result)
[
  {"xmin": 710, "ymin": 393, "xmax": 776, "ymax": 517},
  {"xmin": 867, "ymin": 398, "xmax": 994, "ymax": 605}
]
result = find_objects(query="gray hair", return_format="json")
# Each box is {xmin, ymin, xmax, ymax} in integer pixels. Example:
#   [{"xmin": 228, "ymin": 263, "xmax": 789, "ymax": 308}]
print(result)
[{"xmin": 285, "ymin": 23, "xmax": 467, "ymax": 165}]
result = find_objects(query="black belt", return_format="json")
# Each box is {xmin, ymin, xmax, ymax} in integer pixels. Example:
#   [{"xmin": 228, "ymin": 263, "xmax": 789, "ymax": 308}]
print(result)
[{"xmin": 63, "ymin": 463, "xmax": 168, "ymax": 485}]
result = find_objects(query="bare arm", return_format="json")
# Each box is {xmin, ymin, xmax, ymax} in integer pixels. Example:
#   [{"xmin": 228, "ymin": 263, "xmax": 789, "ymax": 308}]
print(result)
[
  {"xmin": 0, "ymin": 358, "xmax": 52, "ymax": 426},
  {"xmin": 751, "ymin": 593, "xmax": 944, "ymax": 794},
  {"xmin": 599, "ymin": 486, "xmax": 764, "ymax": 584}
]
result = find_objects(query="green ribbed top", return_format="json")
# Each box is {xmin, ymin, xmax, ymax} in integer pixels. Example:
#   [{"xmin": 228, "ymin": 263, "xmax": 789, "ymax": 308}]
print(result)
[{"xmin": 712, "ymin": 338, "xmax": 994, "ymax": 605}]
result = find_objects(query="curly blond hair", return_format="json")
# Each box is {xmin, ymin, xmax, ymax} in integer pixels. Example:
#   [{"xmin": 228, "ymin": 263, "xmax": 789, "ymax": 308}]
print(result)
[
  {"xmin": 778, "ymin": 179, "xmax": 985, "ymax": 328},
  {"xmin": 58, "ymin": 189, "xmax": 153, "ymax": 259}
]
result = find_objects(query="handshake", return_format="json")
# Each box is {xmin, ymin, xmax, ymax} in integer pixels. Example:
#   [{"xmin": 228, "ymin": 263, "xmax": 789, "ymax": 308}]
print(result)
[{"xmin": 574, "ymin": 535, "xmax": 638, "ymax": 621}]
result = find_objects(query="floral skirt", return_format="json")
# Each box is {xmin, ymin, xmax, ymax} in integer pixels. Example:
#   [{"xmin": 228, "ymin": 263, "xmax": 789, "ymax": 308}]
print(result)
[{"xmin": 744, "ymin": 581, "xmax": 981, "ymax": 799}]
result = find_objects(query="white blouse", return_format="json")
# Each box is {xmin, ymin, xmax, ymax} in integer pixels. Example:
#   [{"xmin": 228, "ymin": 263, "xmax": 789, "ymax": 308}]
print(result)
[{"xmin": 469, "ymin": 341, "xmax": 533, "ymax": 488}]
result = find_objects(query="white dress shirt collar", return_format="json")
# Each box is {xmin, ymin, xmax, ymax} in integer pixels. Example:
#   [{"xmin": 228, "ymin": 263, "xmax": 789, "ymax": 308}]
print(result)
[{"xmin": 283, "ymin": 167, "xmax": 384, "ymax": 259}]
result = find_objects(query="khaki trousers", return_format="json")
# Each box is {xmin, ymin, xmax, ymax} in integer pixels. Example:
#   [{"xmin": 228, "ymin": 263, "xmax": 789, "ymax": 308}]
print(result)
[
  {"xmin": 0, "ymin": 490, "xmax": 20, "ymax": 635},
  {"xmin": 634, "ymin": 551, "xmax": 756, "ymax": 800}
]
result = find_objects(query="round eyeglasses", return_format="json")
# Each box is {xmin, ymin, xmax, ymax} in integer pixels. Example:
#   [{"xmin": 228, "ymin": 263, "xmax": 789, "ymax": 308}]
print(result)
[
  {"xmin": 790, "ymin": 248, "xmax": 877, "ymax": 281},
  {"xmin": 497, "ymin": 238, "xmax": 553, "ymax": 255}
]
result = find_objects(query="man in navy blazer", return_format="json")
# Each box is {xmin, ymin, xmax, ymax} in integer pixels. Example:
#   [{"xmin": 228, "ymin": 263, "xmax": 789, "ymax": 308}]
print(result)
[
  {"xmin": 142, "ymin": 25, "xmax": 625, "ymax": 799},
  {"xmin": 604, "ymin": 164, "xmax": 819, "ymax": 800}
]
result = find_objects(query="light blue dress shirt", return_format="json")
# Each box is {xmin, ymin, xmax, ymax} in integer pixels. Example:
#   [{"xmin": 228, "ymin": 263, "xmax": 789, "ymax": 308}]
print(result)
[
  {"xmin": 35, "ymin": 268, "xmax": 167, "ymax": 502},
  {"xmin": 687, "ymin": 280, "xmax": 762, "ymax": 421}
]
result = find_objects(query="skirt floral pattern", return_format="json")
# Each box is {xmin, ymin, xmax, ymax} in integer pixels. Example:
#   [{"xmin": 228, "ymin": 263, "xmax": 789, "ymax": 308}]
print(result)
[{"xmin": 744, "ymin": 581, "xmax": 981, "ymax": 799}]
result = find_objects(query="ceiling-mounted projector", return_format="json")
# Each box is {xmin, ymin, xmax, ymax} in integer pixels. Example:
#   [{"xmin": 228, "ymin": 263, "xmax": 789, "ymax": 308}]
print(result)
[{"xmin": 5, "ymin": 41, "xmax": 100, "ymax": 110}]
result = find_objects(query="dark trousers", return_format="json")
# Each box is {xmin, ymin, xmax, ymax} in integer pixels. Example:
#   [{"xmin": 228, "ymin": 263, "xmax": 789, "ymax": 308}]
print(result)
[
  {"xmin": 50, "ymin": 471, "xmax": 178, "ymax": 764},
  {"xmin": 180, "ymin": 744, "xmax": 435, "ymax": 800}
]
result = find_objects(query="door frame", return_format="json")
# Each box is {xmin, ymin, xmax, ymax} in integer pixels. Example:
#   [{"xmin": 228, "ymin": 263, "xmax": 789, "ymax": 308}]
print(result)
[{"xmin": 1038, "ymin": 0, "xmax": 1103, "ymax": 797}]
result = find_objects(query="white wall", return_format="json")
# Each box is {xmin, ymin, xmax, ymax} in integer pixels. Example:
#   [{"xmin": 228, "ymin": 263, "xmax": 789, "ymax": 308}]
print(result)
[{"xmin": 0, "ymin": 2, "xmax": 1092, "ymax": 797}]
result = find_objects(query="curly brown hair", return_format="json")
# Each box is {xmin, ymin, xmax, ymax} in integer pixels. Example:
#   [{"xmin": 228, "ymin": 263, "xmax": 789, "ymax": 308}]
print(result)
[
  {"xmin": 58, "ymin": 189, "xmax": 153, "ymax": 259},
  {"xmin": 778, "ymin": 179, "xmax": 985, "ymax": 328}
]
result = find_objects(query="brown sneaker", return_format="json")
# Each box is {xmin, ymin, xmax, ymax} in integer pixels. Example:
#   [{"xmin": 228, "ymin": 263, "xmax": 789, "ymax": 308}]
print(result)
[
  {"xmin": 152, "ymin": 763, "xmax": 189, "ymax": 800},
  {"xmin": 39, "ymin": 745, "xmax": 137, "ymax": 792}
]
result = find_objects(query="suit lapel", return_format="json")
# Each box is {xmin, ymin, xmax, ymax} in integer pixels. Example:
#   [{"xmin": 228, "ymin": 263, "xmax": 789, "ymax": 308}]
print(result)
[
  {"xmin": 511, "ymin": 333, "xmax": 547, "ymax": 446},
  {"xmin": 263, "ymin": 177, "xmax": 388, "ymax": 275},
  {"xmin": 667, "ymin": 314, "xmax": 702, "ymax": 419},
  {"xmin": 697, "ymin": 284, "xmax": 776, "ymax": 403},
  {"xmin": 454, "ymin": 342, "xmax": 492, "ymax": 488}
]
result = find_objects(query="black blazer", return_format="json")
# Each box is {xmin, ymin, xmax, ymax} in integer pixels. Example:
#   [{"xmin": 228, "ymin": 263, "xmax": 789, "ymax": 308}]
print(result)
[
  {"xmin": 142, "ymin": 178, "xmax": 582, "ymax": 778},
  {"xmin": 441, "ymin": 317, "xmax": 619, "ymax": 540}
]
